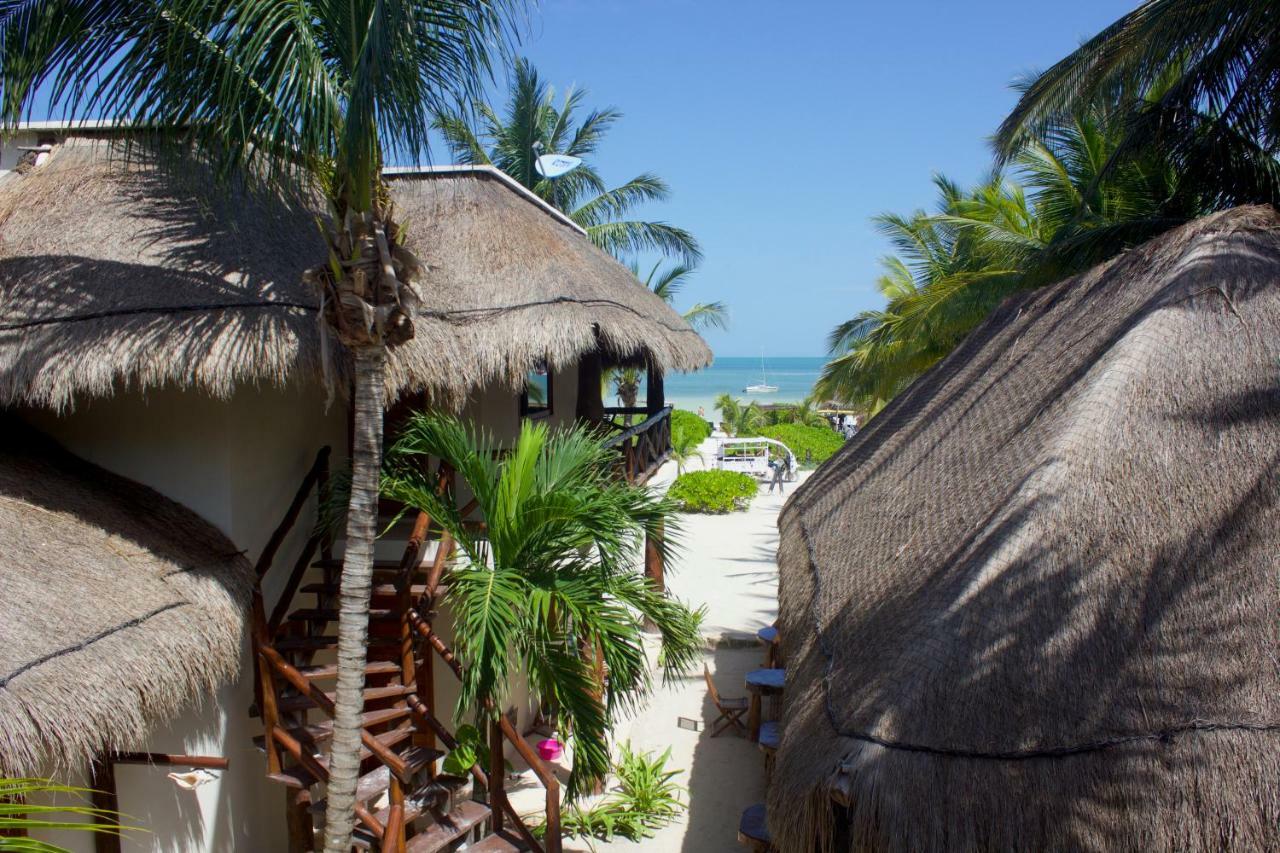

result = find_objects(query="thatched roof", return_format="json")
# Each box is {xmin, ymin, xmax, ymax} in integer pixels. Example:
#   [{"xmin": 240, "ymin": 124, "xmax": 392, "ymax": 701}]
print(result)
[
  {"xmin": 773, "ymin": 206, "xmax": 1280, "ymax": 852},
  {"xmin": 0, "ymin": 137, "xmax": 710, "ymax": 411},
  {"xmin": 0, "ymin": 421, "xmax": 253, "ymax": 776}
]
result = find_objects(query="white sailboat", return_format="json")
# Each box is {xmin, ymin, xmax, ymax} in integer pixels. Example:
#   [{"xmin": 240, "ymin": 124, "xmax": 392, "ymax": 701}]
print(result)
[{"xmin": 743, "ymin": 351, "xmax": 779, "ymax": 393}]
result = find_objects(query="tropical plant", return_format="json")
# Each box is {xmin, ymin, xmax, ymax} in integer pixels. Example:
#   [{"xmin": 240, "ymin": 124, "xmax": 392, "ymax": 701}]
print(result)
[
  {"xmin": 995, "ymin": 0, "xmax": 1280, "ymax": 208},
  {"xmin": 380, "ymin": 414, "xmax": 704, "ymax": 798},
  {"xmin": 0, "ymin": 3, "xmax": 520, "ymax": 847},
  {"xmin": 613, "ymin": 368, "xmax": 642, "ymax": 409},
  {"xmin": 714, "ymin": 394, "xmax": 765, "ymax": 437},
  {"xmin": 435, "ymin": 57, "xmax": 701, "ymax": 262},
  {"xmin": 668, "ymin": 425, "xmax": 703, "ymax": 476},
  {"xmin": 818, "ymin": 90, "xmax": 1233, "ymax": 414},
  {"xmin": 535, "ymin": 743, "xmax": 686, "ymax": 843},
  {"xmin": 667, "ymin": 470, "xmax": 757, "ymax": 514},
  {"xmin": 631, "ymin": 260, "xmax": 727, "ymax": 332},
  {"xmin": 669, "ymin": 409, "xmax": 711, "ymax": 445},
  {"xmin": 757, "ymin": 423, "xmax": 844, "ymax": 467},
  {"xmin": 0, "ymin": 777, "xmax": 132, "ymax": 851}
]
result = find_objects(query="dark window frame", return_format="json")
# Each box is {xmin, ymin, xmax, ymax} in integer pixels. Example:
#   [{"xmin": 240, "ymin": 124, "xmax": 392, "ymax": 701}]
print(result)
[{"xmin": 520, "ymin": 365, "xmax": 554, "ymax": 420}]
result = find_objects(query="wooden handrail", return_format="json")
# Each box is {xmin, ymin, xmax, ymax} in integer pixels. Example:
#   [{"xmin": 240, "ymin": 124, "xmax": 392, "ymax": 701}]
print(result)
[
  {"xmin": 258, "ymin": 644, "xmax": 411, "ymax": 782},
  {"xmin": 601, "ymin": 406, "xmax": 672, "ymax": 449},
  {"xmin": 266, "ymin": 532, "xmax": 323, "ymax": 636},
  {"xmin": 256, "ymin": 446, "xmax": 331, "ymax": 579}
]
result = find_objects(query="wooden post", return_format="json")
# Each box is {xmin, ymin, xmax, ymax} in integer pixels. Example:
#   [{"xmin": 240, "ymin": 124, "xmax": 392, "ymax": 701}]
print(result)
[
  {"xmin": 89, "ymin": 756, "xmax": 121, "ymax": 853},
  {"xmin": 645, "ymin": 363, "xmax": 665, "ymax": 414},
  {"xmin": 575, "ymin": 350, "xmax": 605, "ymax": 424}
]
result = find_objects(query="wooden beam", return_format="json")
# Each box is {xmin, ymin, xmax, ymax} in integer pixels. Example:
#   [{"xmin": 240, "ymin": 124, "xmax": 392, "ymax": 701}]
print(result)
[
  {"xmin": 575, "ymin": 350, "xmax": 604, "ymax": 424},
  {"xmin": 645, "ymin": 363, "xmax": 665, "ymax": 413}
]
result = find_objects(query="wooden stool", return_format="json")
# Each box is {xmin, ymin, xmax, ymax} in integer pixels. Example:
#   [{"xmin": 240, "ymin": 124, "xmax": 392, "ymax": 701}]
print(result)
[
  {"xmin": 756, "ymin": 624, "xmax": 780, "ymax": 668},
  {"xmin": 737, "ymin": 803, "xmax": 773, "ymax": 851}
]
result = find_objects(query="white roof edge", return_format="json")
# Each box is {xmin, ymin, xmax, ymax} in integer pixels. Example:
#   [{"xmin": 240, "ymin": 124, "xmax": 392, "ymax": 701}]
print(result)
[
  {"xmin": 383, "ymin": 164, "xmax": 587, "ymax": 236},
  {"xmin": 7, "ymin": 119, "xmax": 121, "ymax": 131}
]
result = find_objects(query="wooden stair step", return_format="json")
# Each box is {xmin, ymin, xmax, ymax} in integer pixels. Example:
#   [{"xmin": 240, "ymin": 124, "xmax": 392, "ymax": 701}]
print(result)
[
  {"xmin": 273, "ymin": 635, "xmax": 401, "ymax": 652},
  {"xmin": 266, "ymin": 765, "xmax": 317, "ymax": 790},
  {"xmin": 291, "ymin": 707, "xmax": 411, "ymax": 738},
  {"xmin": 297, "ymin": 660, "xmax": 402, "ymax": 680},
  {"xmin": 254, "ymin": 723, "xmax": 415, "ymax": 755},
  {"xmin": 466, "ymin": 829, "xmax": 531, "ymax": 852},
  {"xmin": 370, "ymin": 775, "xmax": 470, "ymax": 826},
  {"xmin": 269, "ymin": 684, "xmax": 415, "ymax": 714},
  {"xmin": 404, "ymin": 800, "xmax": 492, "ymax": 853}
]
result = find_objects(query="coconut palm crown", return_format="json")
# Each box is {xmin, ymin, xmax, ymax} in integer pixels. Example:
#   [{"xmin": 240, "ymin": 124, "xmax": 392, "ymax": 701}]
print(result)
[
  {"xmin": 381, "ymin": 414, "xmax": 704, "ymax": 798},
  {"xmin": 434, "ymin": 57, "xmax": 701, "ymax": 263}
]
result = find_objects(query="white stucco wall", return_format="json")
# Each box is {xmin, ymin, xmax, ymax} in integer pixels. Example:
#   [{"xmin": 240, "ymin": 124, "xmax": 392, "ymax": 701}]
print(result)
[{"xmin": 20, "ymin": 383, "xmax": 347, "ymax": 853}]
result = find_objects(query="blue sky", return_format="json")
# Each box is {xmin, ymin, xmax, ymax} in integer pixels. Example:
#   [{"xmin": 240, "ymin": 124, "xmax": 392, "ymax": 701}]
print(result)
[{"xmin": 504, "ymin": 0, "xmax": 1134, "ymax": 356}]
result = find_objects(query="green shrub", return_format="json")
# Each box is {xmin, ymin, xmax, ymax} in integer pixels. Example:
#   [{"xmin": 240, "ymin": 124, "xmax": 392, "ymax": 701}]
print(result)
[
  {"xmin": 670, "ymin": 409, "xmax": 711, "ymax": 445},
  {"xmin": 758, "ymin": 423, "xmax": 845, "ymax": 467},
  {"xmin": 667, "ymin": 469, "xmax": 757, "ymax": 513}
]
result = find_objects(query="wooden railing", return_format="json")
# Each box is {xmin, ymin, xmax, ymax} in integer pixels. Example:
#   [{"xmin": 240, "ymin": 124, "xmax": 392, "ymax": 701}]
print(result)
[{"xmin": 601, "ymin": 406, "xmax": 672, "ymax": 485}]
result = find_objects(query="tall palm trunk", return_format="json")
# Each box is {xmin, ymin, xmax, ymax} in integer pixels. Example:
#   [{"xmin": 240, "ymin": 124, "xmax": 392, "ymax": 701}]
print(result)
[{"xmin": 324, "ymin": 347, "xmax": 385, "ymax": 852}]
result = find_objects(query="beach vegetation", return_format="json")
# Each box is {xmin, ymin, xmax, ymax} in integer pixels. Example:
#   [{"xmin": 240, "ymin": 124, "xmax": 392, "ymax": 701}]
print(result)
[
  {"xmin": 535, "ymin": 743, "xmax": 686, "ymax": 843},
  {"xmin": 669, "ymin": 425, "xmax": 705, "ymax": 476},
  {"xmin": 758, "ymin": 423, "xmax": 844, "ymax": 467},
  {"xmin": 381, "ymin": 414, "xmax": 704, "ymax": 798},
  {"xmin": 714, "ymin": 394, "xmax": 766, "ymax": 437},
  {"xmin": 632, "ymin": 260, "xmax": 728, "ymax": 332},
  {"xmin": 670, "ymin": 409, "xmax": 712, "ymax": 445},
  {"xmin": 668, "ymin": 469, "xmax": 758, "ymax": 514}
]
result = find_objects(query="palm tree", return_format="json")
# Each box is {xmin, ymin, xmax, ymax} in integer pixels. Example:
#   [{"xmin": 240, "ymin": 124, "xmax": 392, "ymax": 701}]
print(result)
[
  {"xmin": 380, "ymin": 414, "xmax": 704, "ymax": 798},
  {"xmin": 819, "ymin": 96, "xmax": 1224, "ymax": 414},
  {"xmin": 995, "ymin": 0, "xmax": 1280, "ymax": 207},
  {"xmin": 0, "ymin": 3, "xmax": 518, "ymax": 848},
  {"xmin": 713, "ymin": 394, "xmax": 764, "ymax": 437},
  {"xmin": 631, "ymin": 260, "xmax": 728, "ymax": 332},
  {"xmin": 668, "ymin": 425, "xmax": 704, "ymax": 475},
  {"xmin": 435, "ymin": 57, "xmax": 701, "ymax": 263}
]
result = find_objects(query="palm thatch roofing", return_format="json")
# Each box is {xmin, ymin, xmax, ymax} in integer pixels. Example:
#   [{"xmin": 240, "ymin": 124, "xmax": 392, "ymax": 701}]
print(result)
[
  {"xmin": 0, "ymin": 421, "xmax": 253, "ymax": 776},
  {"xmin": 773, "ymin": 206, "xmax": 1280, "ymax": 852},
  {"xmin": 0, "ymin": 137, "xmax": 710, "ymax": 411}
]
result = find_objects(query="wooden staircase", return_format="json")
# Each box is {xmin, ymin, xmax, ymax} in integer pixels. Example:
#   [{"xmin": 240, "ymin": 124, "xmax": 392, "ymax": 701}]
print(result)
[{"xmin": 250, "ymin": 448, "xmax": 559, "ymax": 852}]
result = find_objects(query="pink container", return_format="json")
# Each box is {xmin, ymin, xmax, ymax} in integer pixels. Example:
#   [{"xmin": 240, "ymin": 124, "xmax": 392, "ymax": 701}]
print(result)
[{"xmin": 537, "ymin": 738, "xmax": 563, "ymax": 761}]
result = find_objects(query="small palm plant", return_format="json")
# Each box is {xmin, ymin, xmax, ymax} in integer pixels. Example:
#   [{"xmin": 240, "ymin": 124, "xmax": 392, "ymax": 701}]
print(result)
[
  {"xmin": 0, "ymin": 777, "xmax": 132, "ymax": 851},
  {"xmin": 381, "ymin": 415, "xmax": 703, "ymax": 798},
  {"xmin": 668, "ymin": 426, "xmax": 703, "ymax": 476}
]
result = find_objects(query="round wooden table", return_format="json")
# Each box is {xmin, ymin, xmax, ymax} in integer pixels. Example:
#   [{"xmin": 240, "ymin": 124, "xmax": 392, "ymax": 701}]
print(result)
[{"xmin": 744, "ymin": 667, "xmax": 785, "ymax": 742}]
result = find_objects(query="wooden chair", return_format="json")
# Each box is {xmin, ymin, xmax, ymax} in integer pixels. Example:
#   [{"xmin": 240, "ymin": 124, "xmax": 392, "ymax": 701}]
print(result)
[{"xmin": 704, "ymin": 664, "xmax": 748, "ymax": 737}]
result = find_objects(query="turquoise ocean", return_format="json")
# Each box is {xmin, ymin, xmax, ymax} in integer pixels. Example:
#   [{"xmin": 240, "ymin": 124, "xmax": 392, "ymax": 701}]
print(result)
[{"xmin": 660, "ymin": 356, "xmax": 827, "ymax": 417}]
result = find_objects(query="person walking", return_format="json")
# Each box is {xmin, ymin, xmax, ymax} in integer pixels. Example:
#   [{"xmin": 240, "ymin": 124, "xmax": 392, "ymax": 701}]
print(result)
[{"xmin": 768, "ymin": 454, "xmax": 786, "ymax": 495}]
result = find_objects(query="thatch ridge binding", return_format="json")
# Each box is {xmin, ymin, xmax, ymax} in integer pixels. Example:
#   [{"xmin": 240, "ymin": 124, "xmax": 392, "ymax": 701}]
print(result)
[
  {"xmin": 0, "ymin": 420, "xmax": 253, "ymax": 776},
  {"xmin": 0, "ymin": 138, "xmax": 710, "ymax": 411},
  {"xmin": 771, "ymin": 205, "xmax": 1280, "ymax": 852}
]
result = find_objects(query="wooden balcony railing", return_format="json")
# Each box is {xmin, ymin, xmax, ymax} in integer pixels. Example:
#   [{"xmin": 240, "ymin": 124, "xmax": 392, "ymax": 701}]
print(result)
[{"xmin": 601, "ymin": 406, "xmax": 672, "ymax": 486}]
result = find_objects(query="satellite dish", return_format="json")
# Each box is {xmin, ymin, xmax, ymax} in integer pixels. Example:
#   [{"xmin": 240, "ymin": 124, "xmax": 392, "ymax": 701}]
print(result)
[{"xmin": 535, "ymin": 153, "xmax": 583, "ymax": 179}]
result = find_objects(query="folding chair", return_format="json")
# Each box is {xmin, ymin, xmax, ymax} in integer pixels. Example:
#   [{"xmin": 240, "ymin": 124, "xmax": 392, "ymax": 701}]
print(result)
[{"xmin": 704, "ymin": 664, "xmax": 748, "ymax": 736}]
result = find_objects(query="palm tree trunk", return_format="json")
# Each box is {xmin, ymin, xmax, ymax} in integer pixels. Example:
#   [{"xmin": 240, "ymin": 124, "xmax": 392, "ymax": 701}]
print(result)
[{"xmin": 323, "ymin": 346, "xmax": 386, "ymax": 852}]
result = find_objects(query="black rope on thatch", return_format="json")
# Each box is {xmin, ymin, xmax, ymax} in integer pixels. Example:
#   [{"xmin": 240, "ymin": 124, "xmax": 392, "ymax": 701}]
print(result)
[
  {"xmin": 0, "ymin": 601, "xmax": 187, "ymax": 688},
  {"xmin": 795, "ymin": 513, "xmax": 1280, "ymax": 763},
  {"xmin": 421, "ymin": 295, "xmax": 702, "ymax": 334},
  {"xmin": 0, "ymin": 301, "xmax": 318, "ymax": 331}
]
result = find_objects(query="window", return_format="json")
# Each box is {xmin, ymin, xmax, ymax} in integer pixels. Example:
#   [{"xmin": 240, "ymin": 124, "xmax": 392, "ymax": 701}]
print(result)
[{"xmin": 521, "ymin": 361, "xmax": 553, "ymax": 419}]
